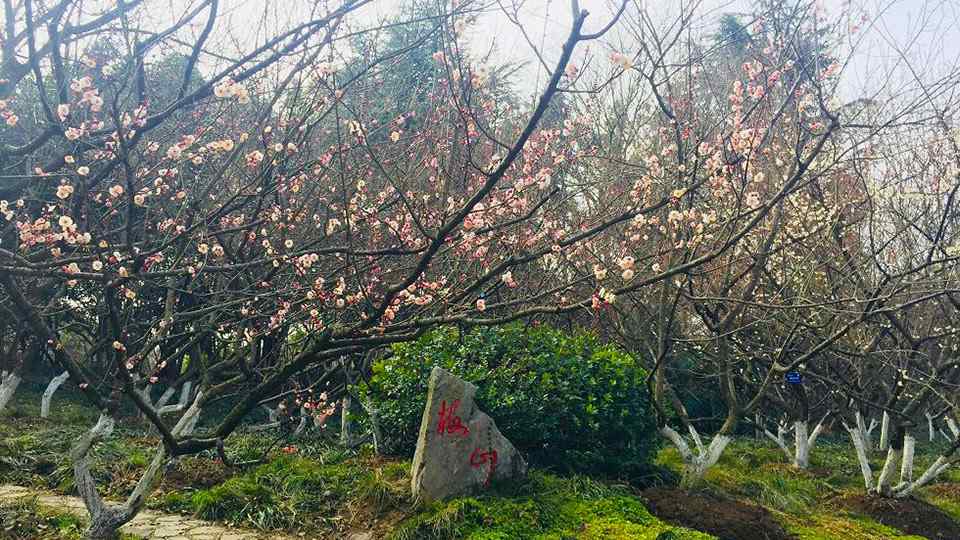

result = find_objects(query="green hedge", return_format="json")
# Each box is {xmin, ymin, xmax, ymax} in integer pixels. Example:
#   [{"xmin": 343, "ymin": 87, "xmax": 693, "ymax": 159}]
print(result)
[{"xmin": 360, "ymin": 324, "xmax": 659, "ymax": 479}]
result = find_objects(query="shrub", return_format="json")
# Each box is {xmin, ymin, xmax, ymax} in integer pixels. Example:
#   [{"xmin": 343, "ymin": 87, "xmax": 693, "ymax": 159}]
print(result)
[{"xmin": 360, "ymin": 324, "xmax": 659, "ymax": 479}]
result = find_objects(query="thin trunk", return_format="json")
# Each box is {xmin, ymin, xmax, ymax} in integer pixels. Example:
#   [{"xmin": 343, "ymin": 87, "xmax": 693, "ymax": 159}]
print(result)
[
  {"xmin": 763, "ymin": 426, "xmax": 792, "ymax": 461},
  {"xmin": 927, "ymin": 413, "xmax": 936, "ymax": 443},
  {"xmin": 846, "ymin": 422, "xmax": 874, "ymax": 491},
  {"xmin": 900, "ymin": 434, "xmax": 915, "ymax": 484},
  {"xmin": 40, "ymin": 370, "xmax": 70, "ymax": 418},
  {"xmin": 158, "ymin": 381, "xmax": 192, "ymax": 415},
  {"xmin": 777, "ymin": 421, "xmax": 789, "ymax": 447},
  {"xmin": 794, "ymin": 420, "xmax": 810, "ymax": 469},
  {"xmin": 947, "ymin": 417, "xmax": 959, "ymax": 438},
  {"xmin": 340, "ymin": 394, "xmax": 353, "ymax": 446},
  {"xmin": 876, "ymin": 425, "xmax": 906, "ymax": 496},
  {"xmin": 875, "ymin": 447, "xmax": 902, "ymax": 495},
  {"xmin": 854, "ymin": 411, "xmax": 870, "ymax": 449},
  {"xmin": 153, "ymin": 387, "xmax": 177, "ymax": 411},
  {"xmin": 867, "ymin": 417, "xmax": 878, "ymax": 442},
  {"xmin": 0, "ymin": 370, "xmax": 22, "ymax": 411},
  {"xmin": 895, "ymin": 456, "xmax": 954, "ymax": 497},
  {"xmin": 367, "ymin": 399, "xmax": 383, "ymax": 455},
  {"xmin": 879, "ymin": 411, "xmax": 891, "ymax": 451}
]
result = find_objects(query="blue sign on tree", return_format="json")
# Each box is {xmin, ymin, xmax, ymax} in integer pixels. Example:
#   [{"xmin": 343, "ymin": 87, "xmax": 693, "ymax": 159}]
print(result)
[{"xmin": 785, "ymin": 371, "xmax": 803, "ymax": 384}]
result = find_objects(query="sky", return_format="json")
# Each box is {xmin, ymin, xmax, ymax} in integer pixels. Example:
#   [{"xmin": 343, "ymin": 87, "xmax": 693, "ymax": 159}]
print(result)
[{"xmin": 140, "ymin": 0, "xmax": 960, "ymax": 104}]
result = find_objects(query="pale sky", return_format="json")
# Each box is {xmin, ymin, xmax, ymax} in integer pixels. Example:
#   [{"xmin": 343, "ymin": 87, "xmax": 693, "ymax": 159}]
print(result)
[{"xmin": 141, "ymin": 0, "xmax": 960, "ymax": 104}]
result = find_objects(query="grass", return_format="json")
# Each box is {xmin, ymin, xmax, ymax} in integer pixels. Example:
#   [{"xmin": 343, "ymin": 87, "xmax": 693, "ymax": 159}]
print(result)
[
  {"xmin": 0, "ymin": 497, "xmax": 84, "ymax": 540},
  {"xmin": 0, "ymin": 497, "xmax": 137, "ymax": 540},
  {"xmin": 161, "ymin": 451, "xmax": 408, "ymax": 532}
]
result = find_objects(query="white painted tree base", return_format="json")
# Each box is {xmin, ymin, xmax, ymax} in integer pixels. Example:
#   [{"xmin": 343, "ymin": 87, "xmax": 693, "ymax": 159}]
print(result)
[
  {"xmin": 40, "ymin": 371, "xmax": 69, "ymax": 418},
  {"xmin": 0, "ymin": 372, "xmax": 22, "ymax": 411},
  {"xmin": 660, "ymin": 426, "xmax": 731, "ymax": 484}
]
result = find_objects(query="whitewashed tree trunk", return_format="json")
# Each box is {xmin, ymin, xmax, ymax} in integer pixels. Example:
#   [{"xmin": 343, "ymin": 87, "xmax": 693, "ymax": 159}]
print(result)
[
  {"xmin": 927, "ymin": 413, "xmax": 937, "ymax": 443},
  {"xmin": 340, "ymin": 394, "xmax": 353, "ymax": 446},
  {"xmin": 878, "ymin": 411, "xmax": 891, "ymax": 451},
  {"xmin": 40, "ymin": 371, "xmax": 70, "ymax": 418},
  {"xmin": 153, "ymin": 387, "xmax": 177, "ymax": 411},
  {"xmin": 157, "ymin": 381, "xmax": 192, "ymax": 415},
  {"xmin": 866, "ymin": 416, "xmax": 878, "ymax": 446},
  {"xmin": 777, "ymin": 421, "xmax": 789, "ymax": 447},
  {"xmin": 293, "ymin": 406, "xmax": 310, "ymax": 438},
  {"xmin": 766, "ymin": 416, "xmax": 827, "ymax": 469},
  {"xmin": 763, "ymin": 425, "xmax": 792, "ymax": 461},
  {"xmin": 875, "ymin": 445, "xmax": 902, "ymax": 496},
  {"xmin": 794, "ymin": 421, "xmax": 811, "ymax": 469},
  {"xmin": 894, "ymin": 455, "xmax": 956, "ymax": 497},
  {"xmin": 74, "ymin": 393, "xmax": 203, "ymax": 539},
  {"xmin": 900, "ymin": 434, "xmax": 915, "ymax": 484},
  {"xmin": 845, "ymin": 421, "xmax": 874, "ymax": 491},
  {"xmin": 352, "ymin": 392, "xmax": 384, "ymax": 454},
  {"xmin": 854, "ymin": 412, "xmax": 868, "ymax": 446},
  {"xmin": 0, "ymin": 371, "xmax": 22, "ymax": 411},
  {"xmin": 947, "ymin": 417, "xmax": 959, "ymax": 438},
  {"xmin": 660, "ymin": 425, "xmax": 731, "ymax": 485}
]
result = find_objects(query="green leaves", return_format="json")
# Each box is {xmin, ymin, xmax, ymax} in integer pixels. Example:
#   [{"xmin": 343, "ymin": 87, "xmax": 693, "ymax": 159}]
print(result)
[{"xmin": 361, "ymin": 324, "xmax": 660, "ymax": 480}]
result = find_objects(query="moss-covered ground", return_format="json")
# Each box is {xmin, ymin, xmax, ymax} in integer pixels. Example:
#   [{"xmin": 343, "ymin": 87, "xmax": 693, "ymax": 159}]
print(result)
[{"xmin": 3, "ymin": 386, "xmax": 960, "ymax": 539}]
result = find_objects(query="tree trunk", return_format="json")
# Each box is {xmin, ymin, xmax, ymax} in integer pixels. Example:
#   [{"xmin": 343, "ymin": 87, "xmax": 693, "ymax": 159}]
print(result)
[
  {"xmin": 340, "ymin": 394, "xmax": 353, "ymax": 446},
  {"xmin": 875, "ymin": 445, "xmax": 902, "ymax": 496},
  {"xmin": 927, "ymin": 413, "xmax": 936, "ymax": 443},
  {"xmin": 75, "ymin": 393, "xmax": 204, "ymax": 539},
  {"xmin": 763, "ymin": 425, "xmax": 792, "ymax": 461},
  {"xmin": 846, "ymin": 421, "xmax": 874, "ymax": 491},
  {"xmin": 900, "ymin": 434, "xmax": 915, "ymax": 484},
  {"xmin": 895, "ymin": 455, "xmax": 955, "ymax": 497},
  {"xmin": 293, "ymin": 407, "xmax": 309, "ymax": 438},
  {"xmin": 41, "ymin": 371, "xmax": 70, "ymax": 418},
  {"xmin": 84, "ymin": 508, "xmax": 127, "ymax": 540},
  {"xmin": 947, "ymin": 417, "xmax": 959, "ymax": 438},
  {"xmin": 660, "ymin": 425, "xmax": 731, "ymax": 486},
  {"xmin": 878, "ymin": 411, "xmax": 890, "ymax": 451},
  {"xmin": 0, "ymin": 370, "xmax": 22, "ymax": 411},
  {"xmin": 153, "ymin": 387, "xmax": 177, "ymax": 411}
]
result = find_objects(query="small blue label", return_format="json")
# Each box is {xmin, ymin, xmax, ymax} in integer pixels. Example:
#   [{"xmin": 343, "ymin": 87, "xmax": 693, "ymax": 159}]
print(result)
[{"xmin": 786, "ymin": 371, "xmax": 802, "ymax": 384}]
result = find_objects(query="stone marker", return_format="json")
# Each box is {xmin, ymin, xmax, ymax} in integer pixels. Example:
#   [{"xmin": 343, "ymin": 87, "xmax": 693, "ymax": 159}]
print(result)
[{"xmin": 410, "ymin": 366, "xmax": 527, "ymax": 502}]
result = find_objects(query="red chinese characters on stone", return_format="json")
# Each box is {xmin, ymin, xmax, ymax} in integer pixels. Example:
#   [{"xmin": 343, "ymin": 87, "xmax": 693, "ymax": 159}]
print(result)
[
  {"xmin": 469, "ymin": 448, "xmax": 498, "ymax": 486},
  {"xmin": 436, "ymin": 399, "xmax": 470, "ymax": 437}
]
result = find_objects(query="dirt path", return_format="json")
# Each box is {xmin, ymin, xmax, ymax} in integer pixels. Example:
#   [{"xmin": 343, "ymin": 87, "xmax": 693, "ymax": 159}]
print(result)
[{"xmin": 0, "ymin": 484, "xmax": 324, "ymax": 540}]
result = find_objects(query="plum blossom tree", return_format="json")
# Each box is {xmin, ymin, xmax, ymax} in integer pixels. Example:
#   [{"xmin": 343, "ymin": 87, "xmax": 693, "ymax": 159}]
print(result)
[{"xmin": 0, "ymin": 0, "xmax": 647, "ymax": 537}]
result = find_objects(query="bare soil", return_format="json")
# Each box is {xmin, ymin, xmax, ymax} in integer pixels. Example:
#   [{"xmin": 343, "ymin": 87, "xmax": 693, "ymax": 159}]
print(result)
[
  {"xmin": 642, "ymin": 487, "xmax": 794, "ymax": 540},
  {"xmin": 839, "ymin": 493, "xmax": 960, "ymax": 540}
]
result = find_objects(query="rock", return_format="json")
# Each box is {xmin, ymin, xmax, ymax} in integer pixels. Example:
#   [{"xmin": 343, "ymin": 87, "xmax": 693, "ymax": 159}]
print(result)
[{"xmin": 410, "ymin": 367, "xmax": 526, "ymax": 502}]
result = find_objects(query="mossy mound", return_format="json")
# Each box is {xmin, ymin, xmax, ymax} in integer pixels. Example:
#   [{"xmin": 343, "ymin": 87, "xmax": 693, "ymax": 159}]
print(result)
[{"xmin": 389, "ymin": 472, "xmax": 714, "ymax": 540}]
